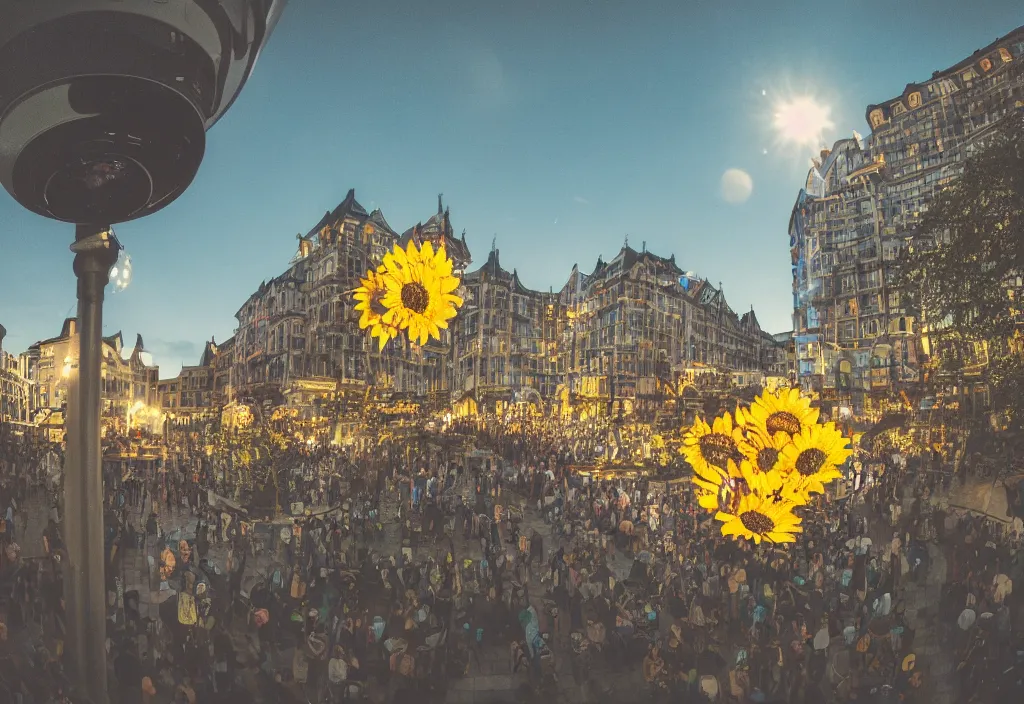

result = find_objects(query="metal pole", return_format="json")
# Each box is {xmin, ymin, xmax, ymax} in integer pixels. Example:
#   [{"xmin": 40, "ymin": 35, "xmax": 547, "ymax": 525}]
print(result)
[{"xmin": 66, "ymin": 224, "xmax": 120, "ymax": 704}]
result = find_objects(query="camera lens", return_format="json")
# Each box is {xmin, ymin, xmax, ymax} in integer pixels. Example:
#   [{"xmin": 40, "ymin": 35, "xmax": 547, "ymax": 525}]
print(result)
[
  {"xmin": 4, "ymin": 74, "xmax": 206, "ymax": 225},
  {"xmin": 45, "ymin": 154, "xmax": 153, "ymax": 225},
  {"xmin": 0, "ymin": 1, "xmax": 288, "ymax": 225}
]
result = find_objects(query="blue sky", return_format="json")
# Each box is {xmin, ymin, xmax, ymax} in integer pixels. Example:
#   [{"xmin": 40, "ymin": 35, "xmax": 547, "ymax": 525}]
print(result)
[{"xmin": 0, "ymin": 0, "xmax": 1019, "ymax": 374}]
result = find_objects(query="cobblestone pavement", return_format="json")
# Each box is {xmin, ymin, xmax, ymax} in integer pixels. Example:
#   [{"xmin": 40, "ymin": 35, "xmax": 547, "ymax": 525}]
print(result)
[
  {"xmin": 13, "ymin": 475, "xmax": 970, "ymax": 703},
  {"xmin": 851, "ymin": 480, "xmax": 958, "ymax": 704},
  {"xmin": 103, "ymin": 480, "xmax": 640, "ymax": 703},
  {"xmin": 893, "ymin": 486, "xmax": 956, "ymax": 704}
]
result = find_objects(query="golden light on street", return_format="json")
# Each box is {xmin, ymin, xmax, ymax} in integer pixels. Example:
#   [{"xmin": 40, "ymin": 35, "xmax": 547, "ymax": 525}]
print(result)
[{"xmin": 773, "ymin": 96, "xmax": 834, "ymax": 148}]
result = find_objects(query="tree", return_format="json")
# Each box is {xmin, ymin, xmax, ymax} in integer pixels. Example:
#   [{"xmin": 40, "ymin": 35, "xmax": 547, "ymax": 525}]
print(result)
[
  {"xmin": 894, "ymin": 110, "xmax": 1024, "ymax": 413},
  {"xmin": 990, "ymin": 352, "xmax": 1024, "ymax": 418}
]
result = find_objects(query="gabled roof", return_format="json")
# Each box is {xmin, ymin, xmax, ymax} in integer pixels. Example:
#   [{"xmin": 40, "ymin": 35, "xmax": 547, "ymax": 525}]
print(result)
[
  {"xmin": 461, "ymin": 249, "xmax": 550, "ymax": 300},
  {"xmin": 399, "ymin": 197, "xmax": 472, "ymax": 266},
  {"xmin": 128, "ymin": 334, "xmax": 150, "ymax": 367},
  {"xmin": 740, "ymin": 309, "xmax": 761, "ymax": 332},
  {"xmin": 199, "ymin": 338, "xmax": 218, "ymax": 368},
  {"xmin": 464, "ymin": 248, "xmax": 513, "ymax": 284},
  {"xmin": 591, "ymin": 246, "xmax": 682, "ymax": 282},
  {"xmin": 104, "ymin": 331, "xmax": 123, "ymax": 352},
  {"xmin": 305, "ymin": 189, "xmax": 368, "ymax": 240},
  {"xmin": 367, "ymin": 208, "xmax": 397, "ymax": 237}
]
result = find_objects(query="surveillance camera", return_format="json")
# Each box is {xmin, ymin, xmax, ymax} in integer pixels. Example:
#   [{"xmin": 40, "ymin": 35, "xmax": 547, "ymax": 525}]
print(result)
[{"xmin": 0, "ymin": 0, "xmax": 287, "ymax": 225}]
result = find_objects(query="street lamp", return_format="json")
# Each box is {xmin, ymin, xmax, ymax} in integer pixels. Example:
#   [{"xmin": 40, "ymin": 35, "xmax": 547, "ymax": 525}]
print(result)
[{"xmin": 0, "ymin": 3, "xmax": 289, "ymax": 701}]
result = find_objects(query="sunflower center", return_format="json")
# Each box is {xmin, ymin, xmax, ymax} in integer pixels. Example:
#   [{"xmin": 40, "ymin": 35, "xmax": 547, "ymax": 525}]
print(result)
[
  {"xmin": 739, "ymin": 510, "xmax": 775, "ymax": 536},
  {"xmin": 698, "ymin": 433, "xmax": 738, "ymax": 471},
  {"xmin": 400, "ymin": 282, "xmax": 430, "ymax": 314},
  {"xmin": 756, "ymin": 448, "xmax": 779, "ymax": 473},
  {"xmin": 795, "ymin": 448, "xmax": 827, "ymax": 476},
  {"xmin": 766, "ymin": 411, "xmax": 802, "ymax": 435}
]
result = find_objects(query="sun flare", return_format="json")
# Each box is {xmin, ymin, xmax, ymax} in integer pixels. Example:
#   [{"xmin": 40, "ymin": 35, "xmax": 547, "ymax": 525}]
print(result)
[{"xmin": 773, "ymin": 96, "xmax": 834, "ymax": 148}]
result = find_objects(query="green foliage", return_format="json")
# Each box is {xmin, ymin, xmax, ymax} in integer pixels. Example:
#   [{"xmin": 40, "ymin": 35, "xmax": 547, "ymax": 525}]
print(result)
[
  {"xmin": 895, "ymin": 111, "xmax": 1024, "ymax": 342},
  {"xmin": 990, "ymin": 353, "xmax": 1024, "ymax": 424},
  {"xmin": 893, "ymin": 111, "xmax": 1024, "ymax": 412}
]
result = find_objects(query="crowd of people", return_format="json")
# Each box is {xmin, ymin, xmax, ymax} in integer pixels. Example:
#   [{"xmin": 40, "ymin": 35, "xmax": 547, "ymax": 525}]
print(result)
[{"xmin": 0, "ymin": 412, "xmax": 1021, "ymax": 703}]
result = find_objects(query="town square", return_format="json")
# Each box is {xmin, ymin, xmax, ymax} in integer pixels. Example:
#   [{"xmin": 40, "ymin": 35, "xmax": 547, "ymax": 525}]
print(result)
[{"xmin": 0, "ymin": 2, "xmax": 1022, "ymax": 704}]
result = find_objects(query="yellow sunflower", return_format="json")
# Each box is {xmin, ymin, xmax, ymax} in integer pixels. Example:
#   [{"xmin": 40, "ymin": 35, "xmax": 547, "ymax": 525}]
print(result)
[
  {"xmin": 715, "ymin": 491, "xmax": 803, "ymax": 544},
  {"xmin": 739, "ymin": 388, "xmax": 820, "ymax": 438},
  {"xmin": 695, "ymin": 485, "xmax": 722, "ymax": 511},
  {"xmin": 737, "ymin": 425, "xmax": 791, "ymax": 475},
  {"xmin": 383, "ymin": 239, "xmax": 456, "ymax": 279},
  {"xmin": 681, "ymin": 412, "xmax": 745, "ymax": 484},
  {"xmin": 380, "ymin": 241, "xmax": 463, "ymax": 345},
  {"xmin": 352, "ymin": 269, "xmax": 402, "ymax": 350},
  {"xmin": 778, "ymin": 422, "xmax": 852, "ymax": 497},
  {"xmin": 735, "ymin": 458, "xmax": 787, "ymax": 498}
]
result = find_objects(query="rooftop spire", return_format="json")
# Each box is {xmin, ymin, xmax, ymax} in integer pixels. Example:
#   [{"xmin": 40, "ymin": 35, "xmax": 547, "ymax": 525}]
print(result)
[{"xmin": 438, "ymin": 193, "xmax": 444, "ymax": 215}]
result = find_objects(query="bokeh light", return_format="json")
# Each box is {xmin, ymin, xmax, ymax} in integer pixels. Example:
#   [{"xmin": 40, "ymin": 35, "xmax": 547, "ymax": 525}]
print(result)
[
  {"xmin": 109, "ymin": 250, "xmax": 133, "ymax": 293},
  {"xmin": 720, "ymin": 169, "xmax": 753, "ymax": 204}
]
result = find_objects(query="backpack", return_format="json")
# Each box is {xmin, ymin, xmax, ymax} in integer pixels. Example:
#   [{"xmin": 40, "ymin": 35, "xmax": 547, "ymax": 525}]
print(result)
[
  {"xmin": 178, "ymin": 593, "xmax": 198, "ymax": 626},
  {"xmin": 397, "ymin": 652, "xmax": 415, "ymax": 677},
  {"xmin": 307, "ymin": 632, "xmax": 328, "ymax": 660},
  {"xmin": 328, "ymin": 657, "xmax": 348, "ymax": 684}
]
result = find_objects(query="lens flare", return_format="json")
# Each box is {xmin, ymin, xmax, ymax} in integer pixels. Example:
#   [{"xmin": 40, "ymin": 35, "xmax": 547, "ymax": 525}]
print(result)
[
  {"xmin": 773, "ymin": 97, "xmax": 834, "ymax": 148},
  {"xmin": 109, "ymin": 250, "xmax": 133, "ymax": 293}
]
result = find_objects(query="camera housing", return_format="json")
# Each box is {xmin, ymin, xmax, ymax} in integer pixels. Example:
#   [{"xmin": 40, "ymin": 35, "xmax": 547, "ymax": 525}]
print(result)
[{"xmin": 0, "ymin": 0, "xmax": 286, "ymax": 225}]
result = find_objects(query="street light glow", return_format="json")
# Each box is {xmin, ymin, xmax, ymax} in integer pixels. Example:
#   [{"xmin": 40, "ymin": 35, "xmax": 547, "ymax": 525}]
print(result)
[{"xmin": 773, "ymin": 96, "xmax": 834, "ymax": 148}]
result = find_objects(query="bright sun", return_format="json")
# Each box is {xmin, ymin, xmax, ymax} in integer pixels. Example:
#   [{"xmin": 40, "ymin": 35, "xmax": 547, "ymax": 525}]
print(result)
[{"xmin": 773, "ymin": 96, "xmax": 834, "ymax": 148}]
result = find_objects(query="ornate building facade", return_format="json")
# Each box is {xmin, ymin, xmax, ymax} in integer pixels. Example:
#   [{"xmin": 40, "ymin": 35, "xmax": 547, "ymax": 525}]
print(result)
[
  {"xmin": 220, "ymin": 191, "xmax": 783, "ymax": 421},
  {"xmin": 157, "ymin": 338, "xmax": 226, "ymax": 428},
  {"xmin": 0, "ymin": 324, "xmax": 31, "ymax": 427},
  {"xmin": 789, "ymin": 25, "xmax": 1024, "ymax": 407},
  {"xmin": 22, "ymin": 319, "xmax": 159, "ymax": 424},
  {"xmin": 453, "ymin": 248, "xmax": 566, "ymax": 408},
  {"xmin": 554, "ymin": 244, "xmax": 781, "ymax": 418},
  {"xmin": 230, "ymin": 190, "xmax": 472, "ymax": 414}
]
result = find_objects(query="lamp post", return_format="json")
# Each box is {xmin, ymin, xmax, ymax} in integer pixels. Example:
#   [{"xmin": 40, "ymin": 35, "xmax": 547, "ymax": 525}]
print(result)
[{"xmin": 63, "ymin": 224, "xmax": 121, "ymax": 703}]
